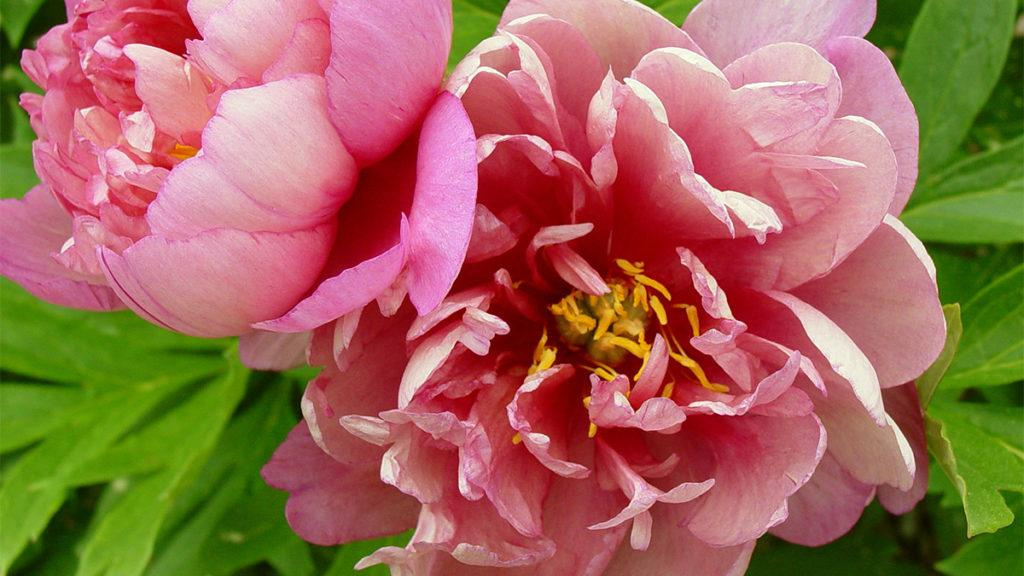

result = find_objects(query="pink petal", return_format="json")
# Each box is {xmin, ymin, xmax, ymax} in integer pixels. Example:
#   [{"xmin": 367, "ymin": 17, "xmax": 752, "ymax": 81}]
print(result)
[
  {"xmin": 827, "ymin": 36, "xmax": 919, "ymax": 214},
  {"xmin": 769, "ymin": 451, "xmax": 874, "ymax": 545},
  {"xmin": 261, "ymin": 18, "xmax": 331, "ymax": 82},
  {"xmin": 147, "ymin": 76, "xmax": 357, "ymax": 237},
  {"xmin": 501, "ymin": 0, "xmax": 704, "ymax": 79},
  {"xmin": 327, "ymin": 0, "xmax": 451, "ymax": 165},
  {"xmin": 606, "ymin": 506, "xmax": 754, "ymax": 576},
  {"xmin": 683, "ymin": 0, "xmax": 876, "ymax": 67},
  {"xmin": 406, "ymin": 93, "xmax": 479, "ymax": 315},
  {"xmin": 508, "ymin": 366, "xmax": 592, "ymax": 479},
  {"xmin": 187, "ymin": 0, "xmax": 325, "ymax": 85},
  {"xmin": 683, "ymin": 402, "xmax": 826, "ymax": 546},
  {"xmin": 238, "ymin": 330, "xmax": 310, "ymax": 371},
  {"xmin": 0, "ymin": 186, "xmax": 122, "ymax": 310},
  {"xmin": 877, "ymin": 383, "xmax": 928, "ymax": 514},
  {"xmin": 123, "ymin": 44, "xmax": 212, "ymax": 143},
  {"xmin": 261, "ymin": 423, "xmax": 418, "ymax": 546},
  {"xmin": 99, "ymin": 224, "xmax": 334, "ymax": 337},
  {"xmin": 792, "ymin": 216, "xmax": 945, "ymax": 389}
]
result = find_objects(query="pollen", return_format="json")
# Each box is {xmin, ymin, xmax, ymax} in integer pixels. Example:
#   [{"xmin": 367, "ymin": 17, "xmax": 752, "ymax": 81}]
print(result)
[{"xmin": 169, "ymin": 143, "xmax": 199, "ymax": 160}]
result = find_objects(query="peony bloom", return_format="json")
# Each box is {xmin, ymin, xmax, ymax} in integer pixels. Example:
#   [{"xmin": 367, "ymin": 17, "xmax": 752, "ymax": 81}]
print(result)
[
  {"xmin": 263, "ymin": 0, "xmax": 945, "ymax": 574},
  {"xmin": 1, "ymin": 0, "xmax": 477, "ymax": 338}
]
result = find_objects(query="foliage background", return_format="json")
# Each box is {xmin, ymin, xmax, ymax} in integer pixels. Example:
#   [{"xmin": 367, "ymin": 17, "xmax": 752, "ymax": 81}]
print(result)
[{"xmin": 0, "ymin": 0, "xmax": 1021, "ymax": 574}]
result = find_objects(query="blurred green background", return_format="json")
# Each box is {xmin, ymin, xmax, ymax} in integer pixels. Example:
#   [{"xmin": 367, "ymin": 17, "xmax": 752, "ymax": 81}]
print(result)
[{"xmin": 0, "ymin": 0, "xmax": 1021, "ymax": 574}]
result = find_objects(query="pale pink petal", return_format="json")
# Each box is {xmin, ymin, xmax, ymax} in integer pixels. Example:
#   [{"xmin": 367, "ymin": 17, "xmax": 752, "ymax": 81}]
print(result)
[
  {"xmin": 257, "ymin": 18, "xmax": 329, "ymax": 82},
  {"xmin": 683, "ymin": 0, "xmax": 876, "ymax": 67},
  {"xmin": 769, "ymin": 451, "xmax": 874, "ymax": 545},
  {"xmin": 827, "ymin": 36, "xmax": 919, "ymax": 214},
  {"xmin": 0, "ymin": 186, "xmax": 122, "ymax": 310},
  {"xmin": 327, "ymin": 0, "xmax": 452, "ymax": 164},
  {"xmin": 792, "ymin": 217, "xmax": 945, "ymax": 388},
  {"xmin": 261, "ymin": 423, "xmax": 418, "ymax": 546},
  {"xmin": 406, "ymin": 93, "xmax": 479, "ymax": 315},
  {"xmin": 99, "ymin": 224, "xmax": 335, "ymax": 337},
  {"xmin": 123, "ymin": 44, "xmax": 212, "ymax": 143},
  {"xmin": 877, "ymin": 383, "xmax": 928, "ymax": 514},
  {"xmin": 188, "ymin": 0, "xmax": 324, "ymax": 85},
  {"xmin": 501, "ymin": 0, "xmax": 704, "ymax": 79}
]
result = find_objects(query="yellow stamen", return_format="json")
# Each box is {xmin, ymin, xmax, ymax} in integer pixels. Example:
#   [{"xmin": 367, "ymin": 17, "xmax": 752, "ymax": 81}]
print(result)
[
  {"xmin": 529, "ymin": 328, "xmax": 557, "ymax": 375},
  {"xmin": 674, "ymin": 303, "xmax": 701, "ymax": 337},
  {"xmin": 588, "ymin": 422, "xmax": 598, "ymax": 438},
  {"xmin": 634, "ymin": 347, "xmax": 652, "ymax": 380},
  {"xmin": 169, "ymin": 143, "xmax": 199, "ymax": 160},
  {"xmin": 512, "ymin": 432, "xmax": 523, "ymax": 445},
  {"xmin": 582, "ymin": 396, "xmax": 592, "ymax": 408},
  {"xmin": 615, "ymin": 259, "xmax": 644, "ymax": 275},
  {"xmin": 593, "ymin": 308, "xmax": 616, "ymax": 340},
  {"xmin": 607, "ymin": 335, "xmax": 646, "ymax": 358},
  {"xmin": 661, "ymin": 380, "xmax": 676, "ymax": 398},
  {"xmin": 635, "ymin": 274, "xmax": 672, "ymax": 301},
  {"xmin": 649, "ymin": 295, "xmax": 668, "ymax": 326}
]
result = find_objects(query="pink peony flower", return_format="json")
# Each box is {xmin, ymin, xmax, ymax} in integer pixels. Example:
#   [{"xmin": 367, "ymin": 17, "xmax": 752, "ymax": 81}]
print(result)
[
  {"xmin": 1, "ymin": 0, "xmax": 477, "ymax": 337},
  {"xmin": 262, "ymin": 0, "xmax": 945, "ymax": 573}
]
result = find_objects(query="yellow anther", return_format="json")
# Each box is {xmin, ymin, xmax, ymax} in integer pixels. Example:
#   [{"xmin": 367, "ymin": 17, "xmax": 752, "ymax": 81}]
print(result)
[
  {"xmin": 661, "ymin": 380, "xmax": 676, "ymax": 398},
  {"xmin": 634, "ymin": 347, "xmax": 652, "ymax": 380},
  {"xmin": 566, "ymin": 295, "xmax": 580, "ymax": 317},
  {"xmin": 593, "ymin": 308, "xmax": 616, "ymax": 340},
  {"xmin": 582, "ymin": 396, "xmax": 592, "ymax": 408},
  {"xmin": 607, "ymin": 335, "xmax": 647, "ymax": 359},
  {"xmin": 170, "ymin": 143, "xmax": 199, "ymax": 160},
  {"xmin": 674, "ymin": 304, "xmax": 701, "ymax": 337},
  {"xmin": 649, "ymin": 295, "xmax": 668, "ymax": 326},
  {"xmin": 635, "ymin": 274, "xmax": 672, "ymax": 301},
  {"xmin": 588, "ymin": 422, "xmax": 599, "ymax": 438},
  {"xmin": 632, "ymin": 284, "xmax": 649, "ymax": 311},
  {"xmin": 571, "ymin": 314, "xmax": 597, "ymax": 334},
  {"xmin": 533, "ymin": 328, "xmax": 549, "ymax": 362},
  {"xmin": 512, "ymin": 432, "xmax": 523, "ymax": 445},
  {"xmin": 530, "ymin": 347, "xmax": 557, "ymax": 375},
  {"xmin": 615, "ymin": 259, "xmax": 644, "ymax": 276},
  {"xmin": 588, "ymin": 364, "xmax": 618, "ymax": 381}
]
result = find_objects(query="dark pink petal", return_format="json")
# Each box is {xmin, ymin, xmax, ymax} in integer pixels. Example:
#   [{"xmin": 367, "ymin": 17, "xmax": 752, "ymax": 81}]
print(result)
[
  {"xmin": 328, "ymin": 0, "xmax": 452, "ymax": 164},
  {"xmin": 827, "ymin": 36, "xmax": 918, "ymax": 214},
  {"xmin": 261, "ymin": 423, "xmax": 418, "ymax": 546},
  {"xmin": 406, "ymin": 93, "xmax": 479, "ymax": 315},
  {"xmin": 683, "ymin": 0, "xmax": 875, "ymax": 67},
  {"xmin": 792, "ymin": 217, "xmax": 945, "ymax": 389},
  {"xmin": 0, "ymin": 186, "xmax": 122, "ymax": 310}
]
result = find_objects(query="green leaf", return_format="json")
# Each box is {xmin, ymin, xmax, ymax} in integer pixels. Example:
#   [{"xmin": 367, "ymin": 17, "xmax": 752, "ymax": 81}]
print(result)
[
  {"xmin": 931, "ymin": 244, "xmax": 1023, "ymax": 306},
  {"xmin": 0, "ymin": 279, "xmax": 229, "ymax": 387},
  {"xmin": 148, "ymin": 382, "xmax": 303, "ymax": 576},
  {"xmin": 898, "ymin": 0, "xmax": 1016, "ymax": 176},
  {"xmin": 917, "ymin": 304, "xmax": 962, "ymax": 408},
  {"xmin": 926, "ymin": 401, "xmax": 1024, "ymax": 536},
  {"xmin": 0, "ymin": 382, "xmax": 86, "ymax": 453},
  {"xmin": 450, "ymin": 0, "xmax": 505, "ymax": 70},
  {"xmin": 936, "ymin": 512, "xmax": 1024, "ymax": 576},
  {"xmin": 901, "ymin": 137, "xmax": 1024, "ymax": 243},
  {"xmin": 0, "ymin": 143, "xmax": 37, "ymax": 198},
  {"xmin": 0, "ymin": 378, "xmax": 190, "ymax": 572},
  {"xmin": 74, "ymin": 353, "xmax": 247, "ymax": 576},
  {"xmin": 640, "ymin": 0, "xmax": 700, "ymax": 23},
  {"xmin": 942, "ymin": 265, "xmax": 1024, "ymax": 389},
  {"xmin": 0, "ymin": 0, "xmax": 47, "ymax": 46}
]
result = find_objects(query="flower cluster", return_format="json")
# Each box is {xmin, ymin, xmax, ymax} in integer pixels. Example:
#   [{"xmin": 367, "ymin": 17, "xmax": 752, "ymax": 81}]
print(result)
[
  {"xmin": 2, "ymin": 0, "xmax": 477, "ymax": 338},
  {"xmin": 7, "ymin": 0, "xmax": 946, "ymax": 574}
]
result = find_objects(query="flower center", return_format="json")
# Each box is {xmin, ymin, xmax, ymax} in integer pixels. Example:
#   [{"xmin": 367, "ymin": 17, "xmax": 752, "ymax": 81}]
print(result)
[{"xmin": 529, "ymin": 258, "xmax": 728, "ymax": 390}]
